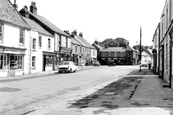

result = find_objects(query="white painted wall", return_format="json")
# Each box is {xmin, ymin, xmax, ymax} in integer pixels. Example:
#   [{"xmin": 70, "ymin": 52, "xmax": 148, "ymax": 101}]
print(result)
[
  {"xmin": 4, "ymin": 24, "xmax": 21, "ymax": 47},
  {"xmin": 61, "ymin": 36, "xmax": 66, "ymax": 47},
  {"xmin": 30, "ymin": 30, "xmax": 41, "ymax": 73},
  {"xmin": 91, "ymin": 49, "xmax": 97, "ymax": 58},
  {"xmin": 30, "ymin": 29, "xmax": 54, "ymax": 73},
  {"xmin": 23, "ymin": 29, "xmax": 31, "ymax": 74},
  {"xmin": 2, "ymin": 24, "xmax": 31, "ymax": 75},
  {"xmin": 60, "ymin": 36, "xmax": 71, "ymax": 49},
  {"xmin": 68, "ymin": 38, "xmax": 71, "ymax": 48}
]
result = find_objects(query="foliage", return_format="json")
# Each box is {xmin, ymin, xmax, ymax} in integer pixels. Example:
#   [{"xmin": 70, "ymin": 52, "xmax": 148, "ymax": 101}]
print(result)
[
  {"xmin": 99, "ymin": 37, "xmax": 129, "ymax": 48},
  {"xmin": 133, "ymin": 45, "xmax": 152, "ymax": 55}
]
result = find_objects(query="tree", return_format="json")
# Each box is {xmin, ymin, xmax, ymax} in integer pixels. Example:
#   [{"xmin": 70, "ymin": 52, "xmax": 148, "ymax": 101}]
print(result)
[
  {"xmin": 98, "ymin": 37, "xmax": 128, "ymax": 48},
  {"xmin": 115, "ymin": 38, "xmax": 128, "ymax": 47}
]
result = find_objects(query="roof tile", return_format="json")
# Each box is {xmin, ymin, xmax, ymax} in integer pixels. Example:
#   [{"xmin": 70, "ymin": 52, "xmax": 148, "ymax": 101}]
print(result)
[
  {"xmin": 24, "ymin": 17, "xmax": 53, "ymax": 37},
  {"xmin": 30, "ymin": 13, "xmax": 69, "ymax": 37},
  {"xmin": 0, "ymin": 0, "xmax": 30, "ymax": 28}
]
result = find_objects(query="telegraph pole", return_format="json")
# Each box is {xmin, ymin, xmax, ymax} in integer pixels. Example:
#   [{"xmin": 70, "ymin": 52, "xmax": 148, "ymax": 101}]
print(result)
[{"xmin": 139, "ymin": 26, "xmax": 142, "ymax": 71}]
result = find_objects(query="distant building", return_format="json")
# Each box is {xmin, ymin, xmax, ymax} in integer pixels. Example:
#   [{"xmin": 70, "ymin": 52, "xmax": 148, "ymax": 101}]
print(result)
[{"xmin": 99, "ymin": 46, "xmax": 133, "ymax": 65}]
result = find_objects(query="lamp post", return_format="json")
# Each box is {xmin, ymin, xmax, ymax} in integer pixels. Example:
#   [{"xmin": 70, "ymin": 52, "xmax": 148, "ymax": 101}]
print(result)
[{"xmin": 139, "ymin": 26, "xmax": 142, "ymax": 71}]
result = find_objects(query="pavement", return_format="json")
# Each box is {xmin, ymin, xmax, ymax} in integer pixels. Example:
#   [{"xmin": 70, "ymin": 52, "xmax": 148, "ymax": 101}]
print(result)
[
  {"xmin": 128, "ymin": 69, "xmax": 173, "ymax": 106},
  {"xmin": 0, "ymin": 65, "xmax": 101, "ymax": 82}
]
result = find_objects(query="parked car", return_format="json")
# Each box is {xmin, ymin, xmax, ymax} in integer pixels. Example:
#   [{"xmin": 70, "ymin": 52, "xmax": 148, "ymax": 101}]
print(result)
[
  {"xmin": 58, "ymin": 61, "xmax": 78, "ymax": 73},
  {"xmin": 141, "ymin": 60, "xmax": 148, "ymax": 67},
  {"xmin": 93, "ymin": 61, "xmax": 100, "ymax": 66}
]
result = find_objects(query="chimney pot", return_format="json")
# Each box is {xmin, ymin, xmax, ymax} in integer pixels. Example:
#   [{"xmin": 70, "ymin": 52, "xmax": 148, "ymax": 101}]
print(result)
[{"xmin": 13, "ymin": 0, "xmax": 18, "ymax": 10}]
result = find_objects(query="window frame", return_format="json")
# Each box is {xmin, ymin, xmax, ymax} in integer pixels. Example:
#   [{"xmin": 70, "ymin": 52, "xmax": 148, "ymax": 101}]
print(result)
[
  {"xmin": 59, "ymin": 36, "xmax": 61, "ymax": 46},
  {"xmin": 0, "ymin": 24, "xmax": 3, "ymax": 43},
  {"xmin": 66, "ymin": 37, "xmax": 68, "ymax": 47},
  {"xmin": 32, "ymin": 38, "xmax": 36, "ymax": 50},
  {"xmin": 75, "ymin": 46, "xmax": 77, "ymax": 52},
  {"xmin": 32, "ymin": 56, "xmax": 36, "ymax": 68},
  {"xmin": 38, "ymin": 36, "xmax": 42, "ymax": 48},
  {"xmin": 19, "ymin": 29, "xmax": 25, "ymax": 46},
  {"xmin": 48, "ymin": 38, "xmax": 51, "ymax": 50}
]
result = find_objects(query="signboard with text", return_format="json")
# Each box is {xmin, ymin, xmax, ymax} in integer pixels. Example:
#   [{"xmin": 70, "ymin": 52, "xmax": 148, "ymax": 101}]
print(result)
[{"xmin": 3, "ymin": 48, "xmax": 25, "ymax": 54}]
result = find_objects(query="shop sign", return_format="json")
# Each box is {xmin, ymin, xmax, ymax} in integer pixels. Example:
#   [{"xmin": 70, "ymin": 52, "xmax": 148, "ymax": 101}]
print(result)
[{"xmin": 4, "ymin": 48, "xmax": 25, "ymax": 54}]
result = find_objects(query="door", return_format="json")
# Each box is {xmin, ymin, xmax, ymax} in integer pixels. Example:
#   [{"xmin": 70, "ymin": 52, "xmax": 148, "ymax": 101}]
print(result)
[{"xmin": 43, "ymin": 55, "xmax": 46, "ymax": 71}]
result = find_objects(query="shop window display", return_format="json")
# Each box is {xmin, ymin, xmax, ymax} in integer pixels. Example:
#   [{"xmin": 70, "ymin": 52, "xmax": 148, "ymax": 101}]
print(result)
[
  {"xmin": 0, "ymin": 54, "xmax": 7, "ymax": 70},
  {"xmin": 46, "ymin": 55, "xmax": 53, "ymax": 66},
  {"xmin": 10, "ymin": 55, "xmax": 23, "ymax": 70}
]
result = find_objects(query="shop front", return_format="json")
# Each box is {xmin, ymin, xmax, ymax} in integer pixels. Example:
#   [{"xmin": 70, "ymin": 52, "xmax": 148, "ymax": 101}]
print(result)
[
  {"xmin": 42, "ymin": 51, "xmax": 55, "ymax": 71},
  {"xmin": 0, "ymin": 47, "xmax": 26, "ymax": 77},
  {"xmin": 73, "ymin": 54, "xmax": 78, "ymax": 65},
  {"xmin": 59, "ymin": 47, "xmax": 72, "ymax": 63}
]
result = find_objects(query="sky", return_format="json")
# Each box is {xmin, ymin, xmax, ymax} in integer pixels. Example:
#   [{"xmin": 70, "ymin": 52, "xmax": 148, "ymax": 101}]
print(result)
[{"xmin": 11, "ymin": 0, "xmax": 166, "ymax": 47}]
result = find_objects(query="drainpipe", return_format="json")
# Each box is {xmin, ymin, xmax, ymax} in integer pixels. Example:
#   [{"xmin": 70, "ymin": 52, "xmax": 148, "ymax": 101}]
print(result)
[{"xmin": 169, "ymin": 32, "xmax": 172, "ymax": 88}]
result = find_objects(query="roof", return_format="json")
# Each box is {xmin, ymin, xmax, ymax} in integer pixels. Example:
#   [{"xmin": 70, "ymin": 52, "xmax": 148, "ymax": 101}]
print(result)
[
  {"xmin": 126, "ymin": 45, "xmax": 133, "ymax": 51},
  {"xmin": 78, "ymin": 36, "xmax": 95, "ymax": 49},
  {"xmin": 71, "ymin": 37, "xmax": 81, "ymax": 46},
  {"xmin": 74, "ymin": 35, "xmax": 88, "ymax": 47},
  {"xmin": 0, "ymin": 0, "xmax": 30, "ymax": 29},
  {"xmin": 92, "ymin": 43, "xmax": 102, "ymax": 49},
  {"xmin": 100, "ymin": 47, "xmax": 126, "ymax": 52},
  {"xmin": 24, "ymin": 17, "xmax": 53, "ymax": 37},
  {"xmin": 30, "ymin": 13, "xmax": 69, "ymax": 37}
]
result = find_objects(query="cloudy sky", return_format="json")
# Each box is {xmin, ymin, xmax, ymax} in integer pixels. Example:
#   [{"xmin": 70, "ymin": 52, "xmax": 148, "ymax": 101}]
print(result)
[{"xmin": 11, "ymin": 0, "xmax": 165, "ymax": 47}]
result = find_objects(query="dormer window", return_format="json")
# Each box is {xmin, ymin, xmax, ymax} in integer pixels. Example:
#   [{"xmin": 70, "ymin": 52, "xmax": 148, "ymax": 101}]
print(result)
[
  {"xmin": 0, "ymin": 24, "xmax": 3, "ymax": 42},
  {"xmin": 19, "ymin": 29, "xmax": 24, "ymax": 45}
]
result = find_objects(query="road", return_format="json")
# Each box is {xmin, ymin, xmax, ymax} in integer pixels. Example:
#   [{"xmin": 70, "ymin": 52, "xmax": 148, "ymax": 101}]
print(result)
[{"xmin": 0, "ymin": 66, "xmax": 138, "ymax": 115}]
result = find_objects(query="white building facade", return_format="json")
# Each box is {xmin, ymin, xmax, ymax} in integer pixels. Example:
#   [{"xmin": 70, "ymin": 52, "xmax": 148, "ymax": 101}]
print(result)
[
  {"xmin": 0, "ymin": 0, "xmax": 31, "ymax": 77},
  {"xmin": 0, "ymin": 22, "xmax": 31, "ymax": 77}
]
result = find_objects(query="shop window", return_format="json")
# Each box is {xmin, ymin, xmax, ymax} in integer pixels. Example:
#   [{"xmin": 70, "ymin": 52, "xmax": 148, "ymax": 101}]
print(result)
[
  {"xmin": 10, "ymin": 55, "xmax": 23, "ymax": 70},
  {"xmin": 46, "ymin": 55, "xmax": 53, "ymax": 66},
  {"xmin": 0, "ymin": 54, "xmax": 7, "ymax": 70},
  {"xmin": 19, "ymin": 29, "xmax": 24, "ymax": 45},
  {"xmin": 0, "ymin": 24, "xmax": 3, "ymax": 42},
  {"xmin": 48, "ymin": 38, "xmax": 51, "ymax": 49},
  {"xmin": 39, "ymin": 36, "xmax": 42, "ymax": 48},
  {"xmin": 32, "ymin": 38, "xmax": 36, "ymax": 50},
  {"xmin": 32, "ymin": 56, "xmax": 36, "ymax": 68}
]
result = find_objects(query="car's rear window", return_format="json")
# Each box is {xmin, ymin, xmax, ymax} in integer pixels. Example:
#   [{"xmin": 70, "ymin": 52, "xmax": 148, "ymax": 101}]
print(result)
[{"xmin": 62, "ymin": 62, "xmax": 69, "ymax": 65}]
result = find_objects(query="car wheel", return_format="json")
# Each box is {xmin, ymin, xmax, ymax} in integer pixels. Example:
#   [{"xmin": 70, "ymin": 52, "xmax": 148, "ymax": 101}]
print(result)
[
  {"xmin": 74, "ymin": 69, "xmax": 77, "ymax": 72},
  {"xmin": 69, "ymin": 69, "xmax": 72, "ymax": 73}
]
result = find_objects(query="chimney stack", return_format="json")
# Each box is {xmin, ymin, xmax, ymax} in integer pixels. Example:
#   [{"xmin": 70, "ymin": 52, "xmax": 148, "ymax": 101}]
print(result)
[
  {"xmin": 13, "ymin": 0, "xmax": 18, "ymax": 10},
  {"xmin": 19, "ymin": 6, "xmax": 29, "ymax": 18},
  {"xmin": 79, "ymin": 32, "xmax": 83, "ymax": 38},
  {"xmin": 30, "ymin": 1, "xmax": 37, "ymax": 14},
  {"xmin": 73, "ymin": 30, "xmax": 77, "ymax": 35}
]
